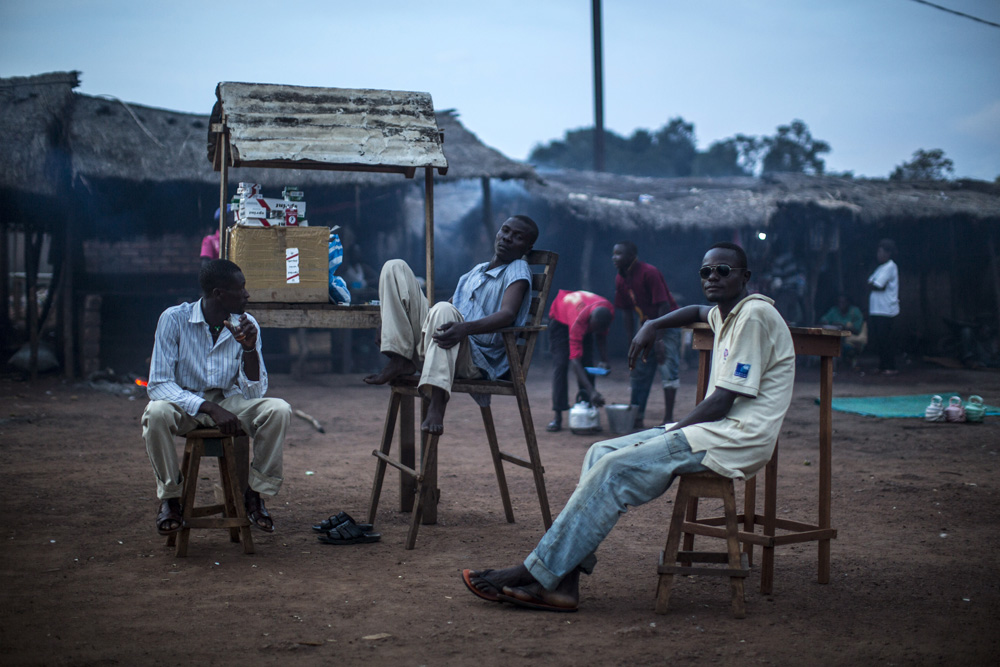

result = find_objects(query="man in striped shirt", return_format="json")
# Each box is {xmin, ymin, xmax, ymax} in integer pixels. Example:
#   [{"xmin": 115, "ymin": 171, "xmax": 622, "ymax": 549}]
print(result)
[{"xmin": 142, "ymin": 259, "xmax": 291, "ymax": 535}]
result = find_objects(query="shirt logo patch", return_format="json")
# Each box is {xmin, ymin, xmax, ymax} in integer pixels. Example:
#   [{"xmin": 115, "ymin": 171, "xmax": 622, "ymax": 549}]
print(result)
[{"xmin": 734, "ymin": 363, "xmax": 751, "ymax": 379}]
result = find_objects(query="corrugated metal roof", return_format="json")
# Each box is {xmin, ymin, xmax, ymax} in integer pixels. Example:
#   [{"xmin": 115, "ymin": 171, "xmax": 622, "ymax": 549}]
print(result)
[{"xmin": 212, "ymin": 82, "xmax": 448, "ymax": 173}]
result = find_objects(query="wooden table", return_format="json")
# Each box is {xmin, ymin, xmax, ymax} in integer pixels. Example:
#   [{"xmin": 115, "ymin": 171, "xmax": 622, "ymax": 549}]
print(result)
[
  {"xmin": 247, "ymin": 303, "xmax": 420, "ymax": 514},
  {"xmin": 689, "ymin": 323, "xmax": 846, "ymax": 594}
]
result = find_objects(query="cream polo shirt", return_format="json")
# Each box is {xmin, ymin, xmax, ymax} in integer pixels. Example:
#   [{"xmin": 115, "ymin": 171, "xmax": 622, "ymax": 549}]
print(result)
[{"xmin": 682, "ymin": 294, "xmax": 795, "ymax": 479}]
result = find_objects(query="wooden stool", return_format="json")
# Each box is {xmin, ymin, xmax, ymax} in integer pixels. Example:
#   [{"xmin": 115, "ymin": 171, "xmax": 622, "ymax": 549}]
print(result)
[
  {"xmin": 655, "ymin": 471, "xmax": 750, "ymax": 618},
  {"xmin": 166, "ymin": 428, "xmax": 254, "ymax": 557}
]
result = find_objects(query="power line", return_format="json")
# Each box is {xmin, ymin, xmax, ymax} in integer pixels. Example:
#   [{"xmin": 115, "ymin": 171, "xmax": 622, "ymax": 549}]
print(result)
[{"xmin": 907, "ymin": 0, "xmax": 1000, "ymax": 29}]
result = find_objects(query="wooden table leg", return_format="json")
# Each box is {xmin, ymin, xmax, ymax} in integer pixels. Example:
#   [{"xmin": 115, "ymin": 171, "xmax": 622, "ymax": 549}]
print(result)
[
  {"xmin": 399, "ymin": 395, "xmax": 415, "ymax": 513},
  {"xmin": 818, "ymin": 355, "xmax": 834, "ymax": 584},
  {"xmin": 761, "ymin": 440, "xmax": 779, "ymax": 595}
]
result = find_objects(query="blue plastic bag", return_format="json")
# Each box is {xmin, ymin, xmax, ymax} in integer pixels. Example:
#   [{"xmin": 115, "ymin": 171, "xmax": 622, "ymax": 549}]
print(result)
[{"xmin": 328, "ymin": 231, "xmax": 351, "ymax": 304}]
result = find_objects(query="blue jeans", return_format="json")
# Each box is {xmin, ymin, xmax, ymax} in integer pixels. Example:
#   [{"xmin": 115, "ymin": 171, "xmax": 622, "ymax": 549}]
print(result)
[
  {"xmin": 523, "ymin": 427, "xmax": 708, "ymax": 590},
  {"xmin": 629, "ymin": 328, "xmax": 681, "ymax": 421}
]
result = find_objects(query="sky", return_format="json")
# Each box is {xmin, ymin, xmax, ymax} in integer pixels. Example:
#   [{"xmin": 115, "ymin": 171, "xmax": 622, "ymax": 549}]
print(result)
[{"xmin": 2, "ymin": 0, "xmax": 999, "ymax": 180}]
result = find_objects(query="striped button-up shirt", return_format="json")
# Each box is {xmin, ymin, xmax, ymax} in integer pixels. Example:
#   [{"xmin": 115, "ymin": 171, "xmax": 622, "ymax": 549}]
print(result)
[
  {"xmin": 452, "ymin": 258, "xmax": 532, "ymax": 380},
  {"xmin": 147, "ymin": 299, "xmax": 267, "ymax": 415}
]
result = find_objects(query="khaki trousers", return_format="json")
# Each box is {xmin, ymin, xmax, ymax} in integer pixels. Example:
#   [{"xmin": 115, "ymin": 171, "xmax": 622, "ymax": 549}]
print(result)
[
  {"xmin": 142, "ymin": 389, "xmax": 290, "ymax": 500},
  {"xmin": 378, "ymin": 259, "xmax": 480, "ymax": 398}
]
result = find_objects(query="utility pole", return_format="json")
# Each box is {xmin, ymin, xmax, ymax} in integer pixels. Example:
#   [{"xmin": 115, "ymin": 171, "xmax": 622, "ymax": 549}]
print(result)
[{"xmin": 591, "ymin": 0, "xmax": 605, "ymax": 172}]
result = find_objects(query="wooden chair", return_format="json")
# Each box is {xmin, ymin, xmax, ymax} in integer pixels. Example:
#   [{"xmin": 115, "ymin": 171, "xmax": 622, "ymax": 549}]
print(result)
[
  {"xmin": 655, "ymin": 471, "xmax": 750, "ymax": 619},
  {"xmin": 366, "ymin": 250, "xmax": 558, "ymax": 549},
  {"xmin": 166, "ymin": 428, "xmax": 254, "ymax": 557}
]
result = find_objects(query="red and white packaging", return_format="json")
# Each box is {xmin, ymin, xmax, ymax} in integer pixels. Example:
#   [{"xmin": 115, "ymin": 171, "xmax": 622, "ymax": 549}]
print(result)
[
  {"xmin": 284, "ymin": 204, "xmax": 299, "ymax": 226},
  {"xmin": 237, "ymin": 182, "xmax": 262, "ymax": 197}
]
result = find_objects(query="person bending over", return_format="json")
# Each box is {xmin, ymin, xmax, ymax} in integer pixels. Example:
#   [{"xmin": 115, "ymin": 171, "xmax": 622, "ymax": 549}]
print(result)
[
  {"xmin": 546, "ymin": 289, "xmax": 614, "ymax": 432},
  {"xmin": 364, "ymin": 215, "xmax": 538, "ymax": 435},
  {"xmin": 143, "ymin": 259, "xmax": 291, "ymax": 535},
  {"xmin": 462, "ymin": 242, "xmax": 794, "ymax": 612}
]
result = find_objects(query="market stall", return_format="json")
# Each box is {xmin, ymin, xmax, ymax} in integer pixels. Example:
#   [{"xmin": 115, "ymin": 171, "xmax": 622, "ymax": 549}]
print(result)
[{"xmin": 207, "ymin": 82, "xmax": 449, "ymax": 319}]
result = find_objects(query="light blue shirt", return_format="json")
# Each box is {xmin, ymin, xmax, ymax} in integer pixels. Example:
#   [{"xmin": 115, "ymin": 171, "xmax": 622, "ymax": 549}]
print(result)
[
  {"xmin": 147, "ymin": 299, "xmax": 267, "ymax": 415},
  {"xmin": 452, "ymin": 259, "xmax": 532, "ymax": 380}
]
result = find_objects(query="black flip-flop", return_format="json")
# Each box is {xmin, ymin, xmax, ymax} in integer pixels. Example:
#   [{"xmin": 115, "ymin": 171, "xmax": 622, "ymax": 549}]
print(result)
[
  {"xmin": 462, "ymin": 569, "xmax": 505, "ymax": 603},
  {"xmin": 245, "ymin": 491, "xmax": 275, "ymax": 533},
  {"xmin": 497, "ymin": 587, "xmax": 578, "ymax": 613},
  {"xmin": 156, "ymin": 499, "xmax": 182, "ymax": 536},
  {"xmin": 317, "ymin": 520, "xmax": 381, "ymax": 545},
  {"xmin": 312, "ymin": 511, "xmax": 373, "ymax": 534}
]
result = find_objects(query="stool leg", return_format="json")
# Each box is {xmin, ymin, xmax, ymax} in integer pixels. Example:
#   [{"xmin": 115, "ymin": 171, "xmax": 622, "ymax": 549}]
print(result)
[
  {"xmin": 368, "ymin": 391, "xmax": 402, "ymax": 526},
  {"xmin": 722, "ymin": 481, "xmax": 746, "ymax": 619},
  {"xmin": 406, "ymin": 432, "xmax": 439, "ymax": 550},
  {"xmin": 175, "ymin": 439, "xmax": 203, "ymax": 558},
  {"xmin": 166, "ymin": 444, "xmax": 192, "ymax": 549},
  {"xmin": 220, "ymin": 436, "xmax": 254, "ymax": 554},
  {"xmin": 743, "ymin": 476, "xmax": 756, "ymax": 567},
  {"xmin": 480, "ymin": 406, "xmax": 515, "ymax": 524},
  {"xmin": 655, "ymin": 481, "xmax": 691, "ymax": 614}
]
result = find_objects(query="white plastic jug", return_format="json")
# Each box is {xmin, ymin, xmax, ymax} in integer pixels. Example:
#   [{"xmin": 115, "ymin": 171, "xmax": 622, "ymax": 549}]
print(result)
[{"xmin": 568, "ymin": 401, "xmax": 602, "ymax": 434}]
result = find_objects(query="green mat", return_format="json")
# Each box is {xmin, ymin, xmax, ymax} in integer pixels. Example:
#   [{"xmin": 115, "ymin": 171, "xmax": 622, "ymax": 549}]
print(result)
[{"xmin": 827, "ymin": 393, "xmax": 1000, "ymax": 418}]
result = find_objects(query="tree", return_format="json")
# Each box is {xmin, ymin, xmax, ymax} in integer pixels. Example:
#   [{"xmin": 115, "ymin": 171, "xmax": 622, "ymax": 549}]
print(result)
[
  {"xmin": 889, "ymin": 149, "xmax": 954, "ymax": 181},
  {"xmin": 760, "ymin": 120, "xmax": 830, "ymax": 175},
  {"xmin": 693, "ymin": 134, "xmax": 762, "ymax": 177},
  {"xmin": 529, "ymin": 117, "xmax": 697, "ymax": 178}
]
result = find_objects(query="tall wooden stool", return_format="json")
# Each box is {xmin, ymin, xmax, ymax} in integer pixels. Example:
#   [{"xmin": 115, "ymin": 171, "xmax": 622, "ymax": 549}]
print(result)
[
  {"xmin": 166, "ymin": 428, "xmax": 254, "ymax": 557},
  {"xmin": 655, "ymin": 471, "xmax": 750, "ymax": 618}
]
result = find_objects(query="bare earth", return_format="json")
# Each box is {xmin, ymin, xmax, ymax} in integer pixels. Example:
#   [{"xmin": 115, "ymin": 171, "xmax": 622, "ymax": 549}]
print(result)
[{"xmin": 2, "ymin": 360, "xmax": 999, "ymax": 666}]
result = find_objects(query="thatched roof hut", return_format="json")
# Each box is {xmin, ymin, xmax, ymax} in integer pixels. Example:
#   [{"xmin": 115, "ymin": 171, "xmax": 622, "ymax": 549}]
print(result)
[
  {"xmin": 527, "ymin": 170, "xmax": 1000, "ymax": 231},
  {"xmin": 0, "ymin": 71, "xmax": 79, "ymax": 200},
  {"xmin": 520, "ymin": 168, "xmax": 1000, "ymax": 356},
  {"xmin": 0, "ymin": 71, "xmax": 541, "ymax": 376}
]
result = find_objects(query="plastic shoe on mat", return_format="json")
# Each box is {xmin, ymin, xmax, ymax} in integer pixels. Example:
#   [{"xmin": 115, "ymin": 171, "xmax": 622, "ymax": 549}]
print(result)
[
  {"xmin": 924, "ymin": 395, "xmax": 945, "ymax": 422},
  {"xmin": 944, "ymin": 396, "xmax": 966, "ymax": 423},
  {"xmin": 964, "ymin": 395, "xmax": 986, "ymax": 423}
]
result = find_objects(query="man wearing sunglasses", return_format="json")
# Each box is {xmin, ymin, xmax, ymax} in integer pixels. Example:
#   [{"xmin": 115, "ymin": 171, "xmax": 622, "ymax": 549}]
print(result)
[{"xmin": 462, "ymin": 242, "xmax": 794, "ymax": 613}]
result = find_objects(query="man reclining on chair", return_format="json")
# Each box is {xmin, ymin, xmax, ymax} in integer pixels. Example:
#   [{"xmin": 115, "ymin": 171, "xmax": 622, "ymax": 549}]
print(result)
[
  {"xmin": 462, "ymin": 242, "xmax": 795, "ymax": 612},
  {"xmin": 142, "ymin": 259, "xmax": 291, "ymax": 536},
  {"xmin": 364, "ymin": 215, "xmax": 539, "ymax": 435}
]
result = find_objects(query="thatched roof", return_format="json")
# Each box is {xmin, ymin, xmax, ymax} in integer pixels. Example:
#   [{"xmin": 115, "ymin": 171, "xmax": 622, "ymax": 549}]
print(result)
[
  {"xmin": 0, "ymin": 71, "xmax": 79, "ymax": 197},
  {"xmin": 68, "ymin": 94, "xmax": 535, "ymax": 188},
  {"xmin": 528, "ymin": 169, "xmax": 1000, "ymax": 231},
  {"xmin": 2, "ymin": 72, "xmax": 537, "ymax": 205},
  {"xmin": 434, "ymin": 109, "xmax": 536, "ymax": 181}
]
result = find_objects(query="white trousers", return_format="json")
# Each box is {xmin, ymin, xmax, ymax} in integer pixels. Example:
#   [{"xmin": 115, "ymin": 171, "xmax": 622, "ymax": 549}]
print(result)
[
  {"xmin": 141, "ymin": 389, "xmax": 290, "ymax": 500},
  {"xmin": 378, "ymin": 259, "xmax": 480, "ymax": 398}
]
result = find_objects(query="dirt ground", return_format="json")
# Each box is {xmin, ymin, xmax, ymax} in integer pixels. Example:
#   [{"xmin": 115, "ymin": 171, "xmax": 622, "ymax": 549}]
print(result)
[{"xmin": 2, "ymin": 356, "xmax": 999, "ymax": 666}]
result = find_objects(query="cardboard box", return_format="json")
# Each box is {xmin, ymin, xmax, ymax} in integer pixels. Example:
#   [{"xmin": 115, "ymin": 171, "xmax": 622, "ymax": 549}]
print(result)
[{"xmin": 228, "ymin": 226, "xmax": 329, "ymax": 303}]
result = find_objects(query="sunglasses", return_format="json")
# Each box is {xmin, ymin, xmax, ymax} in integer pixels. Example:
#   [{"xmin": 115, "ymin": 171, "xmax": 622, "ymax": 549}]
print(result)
[{"xmin": 699, "ymin": 264, "xmax": 745, "ymax": 279}]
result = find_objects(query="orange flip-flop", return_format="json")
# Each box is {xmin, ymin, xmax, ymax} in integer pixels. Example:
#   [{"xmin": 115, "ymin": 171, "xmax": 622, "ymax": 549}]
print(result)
[{"xmin": 462, "ymin": 569, "xmax": 504, "ymax": 603}]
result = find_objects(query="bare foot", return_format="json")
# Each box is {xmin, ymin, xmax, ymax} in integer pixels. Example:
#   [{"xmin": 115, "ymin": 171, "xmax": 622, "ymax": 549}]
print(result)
[
  {"xmin": 465, "ymin": 564, "xmax": 537, "ymax": 600},
  {"xmin": 363, "ymin": 353, "xmax": 416, "ymax": 385},
  {"xmin": 420, "ymin": 386, "xmax": 448, "ymax": 435}
]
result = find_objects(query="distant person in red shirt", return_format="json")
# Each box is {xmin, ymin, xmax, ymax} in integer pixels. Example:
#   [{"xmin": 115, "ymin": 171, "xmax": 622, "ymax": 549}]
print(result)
[
  {"xmin": 613, "ymin": 241, "xmax": 680, "ymax": 428},
  {"xmin": 547, "ymin": 290, "xmax": 614, "ymax": 432},
  {"xmin": 200, "ymin": 208, "xmax": 222, "ymax": 269}
]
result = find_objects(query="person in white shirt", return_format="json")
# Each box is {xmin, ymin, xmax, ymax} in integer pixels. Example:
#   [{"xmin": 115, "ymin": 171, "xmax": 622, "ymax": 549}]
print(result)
[
  {"xmin": 462, "ymin": 242, "xmax": 795, "ymax": 612},
  {"xmin": 142, "ymin": 259, "xmax": 290, "ymax": 535},
  {"xmin": 867, "ymin": 239, "xmax": 900, "ymax": 375}
]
